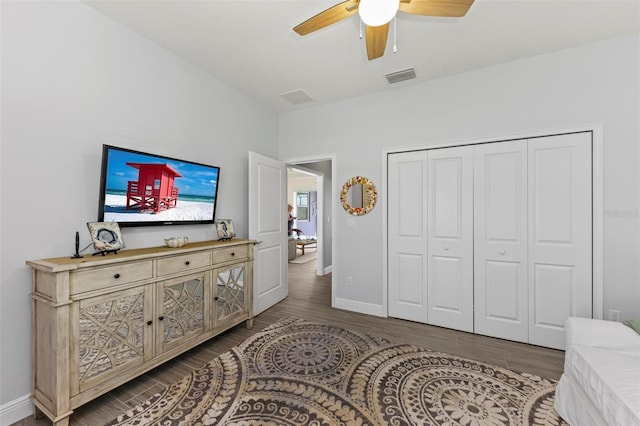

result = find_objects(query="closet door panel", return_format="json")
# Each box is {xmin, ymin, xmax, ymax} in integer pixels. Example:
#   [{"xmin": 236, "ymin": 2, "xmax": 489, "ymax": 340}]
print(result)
[
  {"xmin": 474, "ymin": 141, "xmax": 528, "ymax": 342},
  {"xmin": 532, "ymin": 264, "xmax": 573, "ymax": 329},
  {"xmin": 528, "ymin": 133, "xmax": 592, "ymax": 349},
  {"xmin": 431, "ymin": 256, "xmax": 464, "ymax": 310},
  {"xmin": 484, "ymin": 261, "xmax": 522, "ymax": 318},
  {"xmin": 388, "ymin": 152, "xmax": 429, "ymax": 322},
  {"xmin": 427, "ymin": 146, "xmax": 474, "ymax": 332}
]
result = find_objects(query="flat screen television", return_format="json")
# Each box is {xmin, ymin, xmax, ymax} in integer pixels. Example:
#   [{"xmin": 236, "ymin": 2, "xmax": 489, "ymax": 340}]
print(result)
[{"xmin": 98, "ymin": 145, "xmax": 220, "ymax": 227}]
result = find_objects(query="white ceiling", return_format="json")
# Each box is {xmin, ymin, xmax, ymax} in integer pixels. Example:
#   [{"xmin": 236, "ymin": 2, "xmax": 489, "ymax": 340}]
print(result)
[{"xmin": 85, "ymin": 0, "xmax": 639, "ymax": 113}]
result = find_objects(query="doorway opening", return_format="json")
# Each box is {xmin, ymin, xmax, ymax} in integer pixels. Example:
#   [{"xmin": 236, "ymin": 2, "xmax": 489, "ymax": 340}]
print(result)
[
  {"xmin": 286, "ymin": 162, "xmax": 329, "ymax": 277},
  {"xmin": 284, "ymin": 154, "xmax": 335, "ymax": 312}
]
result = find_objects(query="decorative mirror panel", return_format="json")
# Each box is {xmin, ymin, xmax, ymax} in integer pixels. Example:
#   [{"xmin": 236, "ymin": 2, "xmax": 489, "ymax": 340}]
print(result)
[{"xmin": 216, "ymin": 265, "xmax": 245, "ymax": 321}]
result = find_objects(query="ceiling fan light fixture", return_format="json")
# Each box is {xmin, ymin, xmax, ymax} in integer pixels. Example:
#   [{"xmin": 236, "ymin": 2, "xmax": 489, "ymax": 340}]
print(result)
[{"xmin": 358, "ymin": 0, "xmax": 399, "ymax": 27}]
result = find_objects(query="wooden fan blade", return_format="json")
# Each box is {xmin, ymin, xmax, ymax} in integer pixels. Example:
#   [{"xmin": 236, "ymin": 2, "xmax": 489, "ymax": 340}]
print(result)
[
  {"xmin": 365, "ymin": 23, "xmax": 389, "ymax": 61},
  {"xmin": 399, "ymin": 0, "xmax": 474, "ymax": 17},
  {"xmin": 294, "ymin": 0, "xmax": 360, "ymax": 36}
]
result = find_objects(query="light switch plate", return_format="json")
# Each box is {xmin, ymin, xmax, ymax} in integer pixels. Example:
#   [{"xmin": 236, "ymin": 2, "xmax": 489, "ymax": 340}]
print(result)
[{"xmin": 608, "ymin": 310, "xmax": 622, "ymax": 322}]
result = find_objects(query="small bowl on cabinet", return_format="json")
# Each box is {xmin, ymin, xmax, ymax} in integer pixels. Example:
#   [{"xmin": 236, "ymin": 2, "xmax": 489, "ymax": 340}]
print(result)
[{"xmin": 164, "ymin": 237, "xmax": 189, "ymax": 248}]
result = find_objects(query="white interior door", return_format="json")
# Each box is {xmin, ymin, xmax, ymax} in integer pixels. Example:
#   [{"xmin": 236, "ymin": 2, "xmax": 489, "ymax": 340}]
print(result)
[
  {"xmin": 474, "ymin": 141, "xmax": 528, "ymax": 342},
  {"xmin": 386, "ymin": 132, "xmax": 593, "ymax": 348},
  {"xmin": 528, "ymin": 133, "xmax": 592, "ymax": 349},
  {"xmin": 387, "ymin": 151, "xmax": 429, "ymax": 323},
  {"xmin": 427, "ymin": 146, "xmax": 474, "ymax": 332},
  {"xmin": 249, "ymin": 151, "xmax": 287, "ymax": 315}
]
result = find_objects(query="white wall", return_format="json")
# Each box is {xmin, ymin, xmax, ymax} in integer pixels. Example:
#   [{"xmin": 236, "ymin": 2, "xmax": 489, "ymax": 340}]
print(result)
[
  {"xmin": 0, "ymin": 0, "xmax": 278, "ymax": 412},
  {"xmin": 280, "ymin": 34, "xmax": 640, "ymax": 320},
  {"xmin": 288, "ymin": 176, "xmax": 317, "ymax": 204}
]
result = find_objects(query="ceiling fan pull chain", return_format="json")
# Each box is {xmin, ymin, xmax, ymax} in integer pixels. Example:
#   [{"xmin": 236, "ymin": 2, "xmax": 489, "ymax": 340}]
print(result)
[{"xmin": 393, "ymin": 15, "xmax": 397, "ymax": 53}]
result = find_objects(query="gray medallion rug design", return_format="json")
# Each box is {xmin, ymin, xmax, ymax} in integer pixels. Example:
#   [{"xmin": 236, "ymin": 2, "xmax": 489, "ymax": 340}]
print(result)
[{"xmin": 107, "ymin": 317, "xmax": 567, "ymax": 425}]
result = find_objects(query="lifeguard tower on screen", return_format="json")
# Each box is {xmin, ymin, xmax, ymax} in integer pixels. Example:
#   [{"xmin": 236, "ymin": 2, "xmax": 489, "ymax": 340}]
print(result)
[{"xmin": 125, "ymin": 162, "xmax": 181, "ymax": 213}]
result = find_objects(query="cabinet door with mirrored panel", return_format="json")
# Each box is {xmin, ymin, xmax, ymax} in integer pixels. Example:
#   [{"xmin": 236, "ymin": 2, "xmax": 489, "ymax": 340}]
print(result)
[
  {"xmin": 156, "ymin": 272, "xmax": 210, "ymax": 353},
  {"xmin": 214, "ymin": 263, "xmax": 248, "ymax": 324},
  {"xmin": 72, "ymin": 285, "xmax": 153, "ymax": 394}
]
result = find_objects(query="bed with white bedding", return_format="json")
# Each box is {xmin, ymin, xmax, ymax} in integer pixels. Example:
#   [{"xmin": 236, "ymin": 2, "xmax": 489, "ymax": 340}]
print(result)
[{"xmin": 554, "ymin": 317, "xmax": 640, "ymax": 426}]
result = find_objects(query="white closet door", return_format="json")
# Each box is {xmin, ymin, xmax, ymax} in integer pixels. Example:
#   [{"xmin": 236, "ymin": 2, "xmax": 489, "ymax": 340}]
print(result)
[
  {"xmin": 528, "ymin": 133, "xmax": 592, "ymax": 349},
  {"xmin": 474, "ymin": 141, "xmax": 528, "ymax": 342},
  {"xmin": 427, "ymin": 146, "xmax": 474, "ymax": 332},
  {"xmin": 388, "ymin": 151, "xmax": 429, "ymax": 323}
]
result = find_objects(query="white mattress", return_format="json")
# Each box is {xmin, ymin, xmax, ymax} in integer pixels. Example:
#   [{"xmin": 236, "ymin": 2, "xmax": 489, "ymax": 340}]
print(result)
[
  {"xmin": 555, "ymin": 372, "xmax": 608, "ymax": 426},
  {"xmin": 559, "ymin": 344, "xmax": 640, "ymax": 426}
]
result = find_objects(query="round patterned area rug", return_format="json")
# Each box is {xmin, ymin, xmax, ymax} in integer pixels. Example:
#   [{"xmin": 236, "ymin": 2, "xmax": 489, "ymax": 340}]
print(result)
[{"xmin": 107, "ymin": 317, "xmax": 567, "ymax": 425}]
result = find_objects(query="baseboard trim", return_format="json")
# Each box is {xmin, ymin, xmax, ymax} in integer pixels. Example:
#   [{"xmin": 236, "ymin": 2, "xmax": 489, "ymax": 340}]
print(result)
[
  {"xmin": 0, "ymin": 394, "xmax": 32, "ymax": 426},
  {"xmin": 332, "ymin": 297, "xmax": 385, "ymax": 317}
]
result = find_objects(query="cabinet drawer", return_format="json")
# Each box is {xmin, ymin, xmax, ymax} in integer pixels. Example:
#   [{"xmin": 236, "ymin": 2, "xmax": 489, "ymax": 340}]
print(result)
[
  {"xmin": 157, "ymin": 251, "xmax": 210, "ymax": 276},
  {"xmin": 212, "ymin": 245, "xmax": 248, "ymax": 264},
  {"xmin": 70, "ymin": 261, "xmax": 153, "ymax": 295}
]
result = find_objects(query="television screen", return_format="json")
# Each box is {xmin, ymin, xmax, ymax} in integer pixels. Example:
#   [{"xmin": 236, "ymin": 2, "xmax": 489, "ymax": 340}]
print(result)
[{"xmin": 98, "ymin": 145, "xmax": 220, "ymax": 227}]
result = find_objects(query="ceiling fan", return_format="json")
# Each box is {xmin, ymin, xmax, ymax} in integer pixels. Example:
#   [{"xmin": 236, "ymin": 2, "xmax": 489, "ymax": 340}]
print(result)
[{"xmin": 294, "ymin": 0, "xmax": 475, "ymax": 60}]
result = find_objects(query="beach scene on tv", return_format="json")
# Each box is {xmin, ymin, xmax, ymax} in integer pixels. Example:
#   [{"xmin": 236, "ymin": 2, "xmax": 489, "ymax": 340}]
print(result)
[{"xmin": 102, "ymin": 148, "xmax": 219, "ymax": 223}]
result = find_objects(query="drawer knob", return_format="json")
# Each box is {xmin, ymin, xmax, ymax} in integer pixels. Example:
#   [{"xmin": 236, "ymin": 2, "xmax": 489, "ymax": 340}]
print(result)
[
  {"xmin": 158, "ymin": 316, "xmax": 164, "ymax": 321},
  {"xmin": 114, "ymin": 273, "xmax": 121, "ymax": 279},
  {"xmin": 231, "ymin": 252, "xmax": 235, "ymax": 256},
  {"xmin": 185, "ymin": 261, "xmax": 190, "ymax": 266},
  {"xmin": 146, "ymin": 320, "xmax": 153, "ymax": 326}
]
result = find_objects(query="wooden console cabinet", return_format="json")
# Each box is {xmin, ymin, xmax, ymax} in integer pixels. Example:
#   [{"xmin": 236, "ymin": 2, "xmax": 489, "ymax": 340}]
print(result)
[{"xmin": 27, "ymin": 239, "xmax": 254, "ymax": 426}]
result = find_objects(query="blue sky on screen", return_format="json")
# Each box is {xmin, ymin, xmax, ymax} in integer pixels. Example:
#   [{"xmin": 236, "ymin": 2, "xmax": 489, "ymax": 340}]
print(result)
[{"xmin": 106, "ymin": 148, "xmax": 219, "ymax": 197}]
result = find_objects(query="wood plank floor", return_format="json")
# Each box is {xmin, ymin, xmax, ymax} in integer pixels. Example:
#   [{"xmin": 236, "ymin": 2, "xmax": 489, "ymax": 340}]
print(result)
[{"xmin": 13, "ymin": 254, "xmax": 565, "ymax": 425}]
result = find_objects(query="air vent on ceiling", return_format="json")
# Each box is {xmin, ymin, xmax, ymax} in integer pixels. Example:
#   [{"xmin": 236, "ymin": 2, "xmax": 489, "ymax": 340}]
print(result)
[
  {"xmin": 385, "ymin": 68, "xmax": 416, "ymax": 84},
  {"xmin": 281, "ymin": 89, "xmax": 314, "ymax": 105}
]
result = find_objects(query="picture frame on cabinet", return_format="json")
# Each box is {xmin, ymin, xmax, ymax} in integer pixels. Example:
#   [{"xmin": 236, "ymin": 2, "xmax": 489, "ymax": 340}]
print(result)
[
  {"xmin": 215, "ymin": 219, "xmax": 235, "ymax": 241},
  {"xmin": 87, "ymin": 221, "xmax": 125, "ymax": 255}
]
